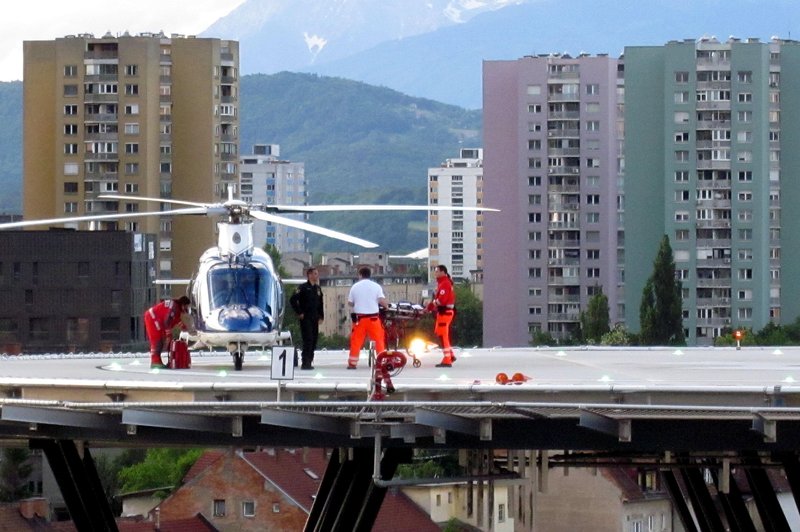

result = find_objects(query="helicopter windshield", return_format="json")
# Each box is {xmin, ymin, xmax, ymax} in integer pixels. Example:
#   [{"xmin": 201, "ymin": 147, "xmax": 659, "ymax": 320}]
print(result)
[{"xmin": 207, "ymin": 265, "xmax": 274, "ymax": 314}]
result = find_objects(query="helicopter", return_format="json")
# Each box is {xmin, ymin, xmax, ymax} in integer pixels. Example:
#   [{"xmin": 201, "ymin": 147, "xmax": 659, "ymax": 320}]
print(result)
[{"xmin": 0, "ymin": 189, "xmax": 497, "ymax": 370}]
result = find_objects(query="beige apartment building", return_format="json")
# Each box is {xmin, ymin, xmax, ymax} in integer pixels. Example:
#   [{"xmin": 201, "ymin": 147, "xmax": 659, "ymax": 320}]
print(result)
[{"xmin": 23, "ymin": 33, "xmax": 239, "ymax": 283}]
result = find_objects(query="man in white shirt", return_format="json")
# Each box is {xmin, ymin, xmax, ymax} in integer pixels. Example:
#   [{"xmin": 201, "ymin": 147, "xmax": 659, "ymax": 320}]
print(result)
[{"xmin": 347, "ymin": 267, "xmax": 388, "ymax": 369}]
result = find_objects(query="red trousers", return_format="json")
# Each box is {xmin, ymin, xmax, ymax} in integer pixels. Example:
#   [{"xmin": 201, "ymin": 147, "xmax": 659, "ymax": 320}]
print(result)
[
  {"xmin": 434, "ymin": 309, "xmax": 455, "ymax": 361},
  {"xmin": 349, "ymin": 315, "xmax": 386, "ymax": 366},
  {"xmin": 144, "ymin": 312, "xmax": 169, "ymax": 356}
]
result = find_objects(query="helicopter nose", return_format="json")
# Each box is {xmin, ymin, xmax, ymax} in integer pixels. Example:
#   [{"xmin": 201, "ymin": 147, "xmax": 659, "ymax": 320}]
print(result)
[{"xmin": 218, "ymin": 305, "xmax": 271, "ymax": 332}]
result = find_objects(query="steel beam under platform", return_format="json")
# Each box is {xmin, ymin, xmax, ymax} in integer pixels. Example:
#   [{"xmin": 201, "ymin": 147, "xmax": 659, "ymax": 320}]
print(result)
[
  {"xmin": 304, "ymin": 446, "xmax": 412, "ymax": 532},
  {"xmin": 32, "ymin": 440, "xmax": 118, "ymax": 532}
]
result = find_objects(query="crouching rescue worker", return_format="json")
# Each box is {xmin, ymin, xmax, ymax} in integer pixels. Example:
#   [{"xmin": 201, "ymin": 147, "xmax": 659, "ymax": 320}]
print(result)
[
  {"xmin": 428, "ymin": 264, "xmax": 456, "ymax": 367},
  {"xmin": 144, "ymin": 296, "xmax": 192, "ymax": 369}
]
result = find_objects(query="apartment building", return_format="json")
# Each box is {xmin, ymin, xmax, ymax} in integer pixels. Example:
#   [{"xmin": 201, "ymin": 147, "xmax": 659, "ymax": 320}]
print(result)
[
  {"xmin": 482, "ymin": 54, "xmax": 624, "ymax": 346},
  {"xmin": 428, "ymin": 148, "xmax": 486, "ymax": 280},
  {"xmin": 23, "ymin": 33, "xmax": 239, "ymax": 283},
  {"xmin": 624, "ymin": 37, "xmax": 800, "ymax": 344},
  {"xmin": 239, "ymin": 143, "xmax": 307, "ymax": 252}
]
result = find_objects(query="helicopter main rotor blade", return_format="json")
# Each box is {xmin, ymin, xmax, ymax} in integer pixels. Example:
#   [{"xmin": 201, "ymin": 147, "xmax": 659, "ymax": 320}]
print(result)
[
  {"xmin": 265, "ymin": 204, "xmax": 500, "ymax": 213},
  {"xmin": 0, "ymin": 207, "xmax": 209, "ymax": 230},
  {"xmin": 99, "ymin": 194, "xmax": 213, "ymax": 209},
  {"xmin": 250, "ymin": 210, "xmax": 379, "ymax": 248}
]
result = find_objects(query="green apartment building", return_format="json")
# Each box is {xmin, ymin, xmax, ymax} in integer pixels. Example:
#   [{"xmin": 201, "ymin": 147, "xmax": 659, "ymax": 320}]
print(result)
[{"xmin": 625, "ymin": 37, "xmax": 800, "ymax": 345}]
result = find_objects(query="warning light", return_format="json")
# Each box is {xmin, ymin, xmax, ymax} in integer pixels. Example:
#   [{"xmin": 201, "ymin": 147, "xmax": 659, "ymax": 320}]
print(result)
[
  {"xmin": 733, "ymin": 330, "xmax": 743, "ymax": 341},
  {"xmin": 496, "ymin": 372, "xmax": 509, "ymax": 384}
]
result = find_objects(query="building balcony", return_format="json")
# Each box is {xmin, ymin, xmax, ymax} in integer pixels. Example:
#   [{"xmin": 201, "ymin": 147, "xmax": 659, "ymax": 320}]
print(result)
[
  {"xmin": 547, "ymin": 258, "xmax": 581, "ymax": 267},
  {"xmin": 84, "ymin": 153, "xmax": 119, "ymax": 162},
  {"xmin": 548, "ymin": 313, "xmax": 581, "ymax": 322},
  {"xmin": 695, "ymin": 199, "xmax": 732, "ymax": 209},
  {"xmin": 695, "ymin": 219, "xmax": 731, "ymax": 229},
  {"xmin": 548, "ymin": 166, "xmax": 581, "ymax": 175},
  {"xmin": 696, "ymin": 119, "xmax": 731, "ymax": 129},
  {"xmin": 548, "ymin": 147, "xmax": 581, "ymax": 156},
  {"xmin": 548, "ymin": 184, "xmax": 581, "ymax": 193},
  {"xmin": 696, "ymin": 278, "xmax": 732, "ymax": 288},
  {"xmin": 696, "ymin": 100, "xmax": 731, "ymax": 111},
  {"xmin": 547, "ymin": 276, "xmax": 581, "ymax": 286},
  {"xmin": 84, "ymin": 93, "xmax": 119, "ymax": 104},
  {"xmin": 548, "ymin": 238, "xmax": 581, "ymax": 248},
  {"xmin": 84, "ymin": 113, "xmax": 118, "ymax": 122},
  {"xmin": 696, "ymin": 160, "xmax": 730, "ymax": 170},
  {"xmin": 548, "ymin": 221, "xmax": 580, "ymax": 230},
  {"xmin": 694, "ymin": 316, "xmax": 732, "ymax": 327},
  {"xmin": 696, "ymin": 180, "xmax": 731, "ymax": 190},
  {"xmin": 696, "ymin": 257, "xmax": 732, "ymax": 268},
  {"xmin": 547, "ymin": 111, "xmax": 580, "ymax": 120},
  {"xmin": 547, "ymin": 71, "xmax": 580, "ymax": 80},
  {"xmin": 696, "ymin": 238, "xmax": 731, "ymax": 248},
  {"xmin": 84, "ymin": 132, "xmax": 119, "ymax": 141},
  {"xmin": 84, "ymin": 51, "xmax": 118, "ymax": 60},
  {"xmin": 547, "ymin": 129, "xmax": 580, "ymax": 138}
]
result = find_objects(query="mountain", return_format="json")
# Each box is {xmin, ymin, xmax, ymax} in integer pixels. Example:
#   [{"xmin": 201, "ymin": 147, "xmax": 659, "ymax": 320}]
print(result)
[
  {"xmin": 204, "ymin": 0, "xmax": 800, "ymax": 109},
  {"xmin": 0, "ymin": 74, "xmax": 480, "ymax": 252},
  {"xmin": 202, "ymin": 0, "xmax": 518, "ymax": 76}
]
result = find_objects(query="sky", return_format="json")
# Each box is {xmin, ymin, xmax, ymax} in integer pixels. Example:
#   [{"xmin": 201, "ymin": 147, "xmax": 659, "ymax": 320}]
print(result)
[{"xmin": 0, "ymin": 0, "xmax": 246, "ymax": 82}]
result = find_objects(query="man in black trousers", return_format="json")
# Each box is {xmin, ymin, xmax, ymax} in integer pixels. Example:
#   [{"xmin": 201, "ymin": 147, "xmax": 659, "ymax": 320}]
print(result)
[{"xmin": 289, "ymin": 267, "xmax": 324, "ymax": 370}]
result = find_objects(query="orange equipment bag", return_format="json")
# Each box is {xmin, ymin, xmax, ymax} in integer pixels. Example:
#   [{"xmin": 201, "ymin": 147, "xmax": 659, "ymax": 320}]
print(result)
[{"xmin": 168, "ymin": 339, "xmax": 191, "ymax": 369}]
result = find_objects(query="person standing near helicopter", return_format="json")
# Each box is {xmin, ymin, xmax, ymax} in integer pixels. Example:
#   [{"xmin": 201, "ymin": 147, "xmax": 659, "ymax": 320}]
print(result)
[
  {"xmin": 428, "ymin": 264, "xmax": 456, "ymax": 367},
  {"xmin": 144, "ymin": 296, "xmax": 192, "ymax": 369},
  {"xmin": 347, "ymin": 267, "xmax": 388, "ymax": 369},
  {"xmin": 289, "ymin": 267, "xmax": 324, "ymax": 370}
]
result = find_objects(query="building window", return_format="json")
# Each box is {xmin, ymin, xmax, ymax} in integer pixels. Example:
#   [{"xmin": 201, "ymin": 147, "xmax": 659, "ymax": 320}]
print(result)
[
  {"xmin": 675, "ymin": 151, "xmax": 689, "ymax": 162},
  {"xmin": 125, "ymin": 163, "xmax": 139, "ymax": 175},
  {"xmin": 674, "ymin": 112, "xmax": 689, "ymax": 123},
  {"xmin": 213, "ymin": 499, "xmax": 226, "ymax": 517},
  {"xmin": 738, "ymin": 171, "xmax": 752, "ymax": 182},
  {"xmin": 674, "ymin": 171, "xmax": 689, "ymax": 182},
  {"xmin": 124, "ymin": 104, "xmax": 139, "ymax": 115},
  {"xmin": 124, "ymin": 123, "xmax": 139, "ymax": 135},
  {"xmin": 64, "ymin": 202, "xmax": 78, "ymax": 213},
  {"xmin": 64, "ymin": 143, "xmax": 78, "ymax": 155},
  {"xmin": 64, "ymin": 104, "xmax": 78, "ymax": 115},
  {"xmin": 528, "ymin": 103, "xmax": 542, "ymax": 113},
  {"xmin": 675, "ymin": 71, "xmax": 689, "ymax": 83},
  {"xmin": 64, "ymin": 124, "xmax": 78, "ymax": 135},
  {"xmin": 125, "ymin": 143, "xmax": 139, "ymax": 154},
  {"xmin": 674, "ymin": 91, "xmax": 689, "ymax": 103},
  {"xmin": 125, "ymin": 64, "xmax": 138, "ymax": 76},
  {"xmin": 125, "ymin": 84, "xmax": 139, "ymax": 96},
  {"xmin": 586, "ymin": 121, "xmax": 600, "ymax": 131},
  {"xmin": 738, "ymin": 71, "xmax": 752, "ymax": 83},
  {"xmin": 64, "ymin": 182, "xmax": 78, "ymax": 194},
  {"xmin": 586, "ymin": 83, "xmax": 599, "ymax": 95},
  {"xmin": 527, "ymin": 84, "xmax": 541, "ymax": 95},
  {"xmin": 63, "ymin": 84, "xmax": 78, "ymax": 96},
  {"xmin": 242, "ymin": 501, "xmax": 255, "ymax": 517}
]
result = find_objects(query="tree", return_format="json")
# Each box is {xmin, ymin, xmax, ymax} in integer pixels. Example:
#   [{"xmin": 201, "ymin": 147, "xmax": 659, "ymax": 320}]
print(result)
[
  {"xmin": 639, "ymin": 235, "xmax": 685, "ymax": 345},
  {"xmin": 453, "ymin": 282, "xmax": 483, "ymax": 347},
  {"xmin": 580, "ymin": 287, "xmax": 610, "ymax": 343},
  {"xmin": 118, "ymin": 448, "xmax": 203, "ymax": 496},
  {"xmin": 0, "ymin": 448, "xmax": 32, "ymax": 502}
]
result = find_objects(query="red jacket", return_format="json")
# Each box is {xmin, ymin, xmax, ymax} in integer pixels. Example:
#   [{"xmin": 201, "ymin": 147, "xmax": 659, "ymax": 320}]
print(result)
[
  {"xmin": 433, "ymin": 276, "xmax": 455, "ymax": 308},
  {"xmin": 145, "ymin": 299, "xmax": 185, "ymax": 337}
]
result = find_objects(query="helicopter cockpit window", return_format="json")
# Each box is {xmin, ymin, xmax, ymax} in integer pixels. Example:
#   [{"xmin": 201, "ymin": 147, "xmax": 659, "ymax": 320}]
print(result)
[{"xmin": 208, "ymin": 265, "xmax": 274, "ymax": 313}]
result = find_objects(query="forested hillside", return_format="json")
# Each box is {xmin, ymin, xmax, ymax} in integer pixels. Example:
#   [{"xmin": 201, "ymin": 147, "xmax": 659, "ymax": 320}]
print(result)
[
  {"xmin": 239, "ymin": 73, "xmax": 481, "ymax": 251},
  {"xmin": 0, "ymin": 74, "xmax": 480, "ymax": 252}
]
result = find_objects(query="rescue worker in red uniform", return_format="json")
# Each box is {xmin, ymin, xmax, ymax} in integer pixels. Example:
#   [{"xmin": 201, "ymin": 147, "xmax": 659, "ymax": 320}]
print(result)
[
  {"xmin": 144, "ymin": 296, "xmax": 191, "ymax": 369},
  {"xmin": 428, "ymin": 265, "xmax": 456, "ymax": 367}
]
